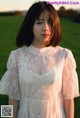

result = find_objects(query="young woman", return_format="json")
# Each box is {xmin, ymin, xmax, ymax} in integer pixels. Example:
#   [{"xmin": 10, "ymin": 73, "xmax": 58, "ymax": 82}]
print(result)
[{"xmin": 0, "ymin": 1, "xmax": 79, "ymax": 118}]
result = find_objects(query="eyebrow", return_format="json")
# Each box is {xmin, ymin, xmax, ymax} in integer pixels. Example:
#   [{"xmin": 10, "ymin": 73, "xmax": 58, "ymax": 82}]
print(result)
[{"xmin": 36, "ymin": 19, "xmax": 45, "ymax": 21}]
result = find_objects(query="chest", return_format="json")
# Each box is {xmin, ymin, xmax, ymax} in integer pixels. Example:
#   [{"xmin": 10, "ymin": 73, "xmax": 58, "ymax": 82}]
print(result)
[{"xmin": 18, "ymin": 51, "xmax": 65, "ymax": 76}]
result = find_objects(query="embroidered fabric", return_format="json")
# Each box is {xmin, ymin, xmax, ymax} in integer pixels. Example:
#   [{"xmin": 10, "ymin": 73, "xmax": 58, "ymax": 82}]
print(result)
[
  {"xmin": 0, "ymin": 45, "xmax": 79, "ymax": 118},
  {"xmin": 18, "ymin": 45, "xmax": 57, "ymax": 75}
]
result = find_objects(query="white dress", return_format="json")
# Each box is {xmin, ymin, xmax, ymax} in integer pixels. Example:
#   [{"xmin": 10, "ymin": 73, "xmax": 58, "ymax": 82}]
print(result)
[{"xmin": 0, "ymin": 45, "xmax": 79, "ymax": 118}]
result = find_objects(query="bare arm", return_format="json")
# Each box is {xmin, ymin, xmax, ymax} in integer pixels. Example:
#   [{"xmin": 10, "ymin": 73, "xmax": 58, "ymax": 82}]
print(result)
[
  {"xmin": 64, "ymin": 99, "xmax": 74, "ymax": 118},
  {"xmin": 8, "ymin": 98, "xmax": 19, "ymax": 118}
]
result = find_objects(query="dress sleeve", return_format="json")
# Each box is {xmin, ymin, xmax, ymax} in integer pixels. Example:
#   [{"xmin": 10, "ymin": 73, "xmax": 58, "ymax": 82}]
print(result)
[
  {"xmin": 62, "ymin": 50, "xmax": 79, "ymax": 99},
  {"xmin": 0, "ymin": 51, "xmax": 21, "ymax": 100}
]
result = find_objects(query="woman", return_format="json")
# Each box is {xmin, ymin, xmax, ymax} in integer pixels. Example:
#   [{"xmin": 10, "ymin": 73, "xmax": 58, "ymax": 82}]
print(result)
[{"xmin": 0, "ymin": 1, "xmax": 79, "ymax": 118}]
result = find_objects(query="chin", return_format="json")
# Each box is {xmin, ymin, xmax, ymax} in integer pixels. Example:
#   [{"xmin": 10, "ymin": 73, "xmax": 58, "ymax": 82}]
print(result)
[{"xmin": 43, "ymin": 40, "xmax": 50, "ymax": 45}]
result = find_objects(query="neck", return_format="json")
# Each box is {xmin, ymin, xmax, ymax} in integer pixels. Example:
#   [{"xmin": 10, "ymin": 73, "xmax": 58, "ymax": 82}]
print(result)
[
  {"xmin": 32, "ymin": 42, "xmax": 46, "ymax": 49},
  {"xmin": 32, "ymin": 39, "xmax": 49, "ymax": 49}
]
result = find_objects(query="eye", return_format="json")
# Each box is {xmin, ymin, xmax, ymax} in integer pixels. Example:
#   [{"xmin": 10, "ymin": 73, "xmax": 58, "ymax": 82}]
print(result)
[{"xmin": 35, "ymin": 21, "xmax": 43, "ymax": 24}]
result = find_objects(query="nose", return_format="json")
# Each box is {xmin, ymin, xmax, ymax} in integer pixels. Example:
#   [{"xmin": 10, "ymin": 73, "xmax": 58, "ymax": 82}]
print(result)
[{"xmin": 42, "ymin": 22, "xmax": 50, "ymax": 31}]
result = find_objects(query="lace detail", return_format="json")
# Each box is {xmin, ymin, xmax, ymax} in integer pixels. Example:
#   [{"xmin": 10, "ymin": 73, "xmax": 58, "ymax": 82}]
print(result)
[
  {"xmin": 18, "ymin": 45, "xmax": 56, "ymax": 75},
  {"xmin": 18, "ymin": 52, "xmax": 40, "ymax": 71},
  {"xmin": 62, "ymin": 50, "xmax": 79, "ymax": 99},
  {"xmin": 27, "ymin": 44, "xmax": 52, "ymax": 55},
  {"xmin": 19, "ymin": 53, "xmax": 34, "ymax": 70}
]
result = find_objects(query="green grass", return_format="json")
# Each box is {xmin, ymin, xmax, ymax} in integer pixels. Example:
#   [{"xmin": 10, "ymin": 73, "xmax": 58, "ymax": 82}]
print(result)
[{"xmin": 0, "ymin": 16, "xmax": 80, "ymax": 118}]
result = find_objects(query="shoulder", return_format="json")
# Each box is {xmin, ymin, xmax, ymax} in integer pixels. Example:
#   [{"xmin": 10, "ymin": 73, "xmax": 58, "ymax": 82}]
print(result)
[
  {"xmin": 11, "ymin": 46, "xmax": 27, "ymax": 55},
  {"xmin": 54, "ymin": 46, "xmax": 72, "ymax": 59},
  {"xmin": 56, "ymin": 46, "xmax": 70, "ymax": 52},
  {"xmin": 9, "ymin": 46, "xmax": 28, "ymax": 61}
]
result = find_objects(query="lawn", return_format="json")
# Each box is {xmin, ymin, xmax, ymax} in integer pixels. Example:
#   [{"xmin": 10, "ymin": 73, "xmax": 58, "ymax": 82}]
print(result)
[{"xmin": 0, "ymin": 16, "xmax": 80, "ymax": 118}]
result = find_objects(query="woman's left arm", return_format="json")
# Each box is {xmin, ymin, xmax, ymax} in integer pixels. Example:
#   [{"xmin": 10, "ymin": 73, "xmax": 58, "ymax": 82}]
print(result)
[{"xmin": 64, "ymin": 99, "xmax": 74, "ymax": 118}]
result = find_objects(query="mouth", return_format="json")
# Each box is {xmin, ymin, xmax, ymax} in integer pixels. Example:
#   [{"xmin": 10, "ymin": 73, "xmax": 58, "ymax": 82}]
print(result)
[{"xmin": 41, "ymin": 33, "xmax": 50, "ymax": 37}]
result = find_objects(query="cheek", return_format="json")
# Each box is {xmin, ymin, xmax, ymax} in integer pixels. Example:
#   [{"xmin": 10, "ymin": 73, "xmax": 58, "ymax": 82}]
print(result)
[
  {"xmin": 33, "ymin": 25, "xmax": 41, "ymax": 36},
  {"xmin": 33, "ymin": 25, "xmax": 38, "ymax": 33},
  {"xmin": 33, "ymin": 27, "xmax": 39, "ymax": 38}
]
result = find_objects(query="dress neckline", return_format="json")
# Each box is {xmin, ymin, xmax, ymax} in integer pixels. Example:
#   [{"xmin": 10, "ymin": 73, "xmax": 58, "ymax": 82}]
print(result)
[{"xmin": 27, "ymin": 44, "xmax": 52, "ymax": 55}]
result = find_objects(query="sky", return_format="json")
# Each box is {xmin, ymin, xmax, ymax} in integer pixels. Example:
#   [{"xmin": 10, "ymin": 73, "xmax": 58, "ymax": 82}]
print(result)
[{"xmin": 0, "ymin": 0, "xmax": 80, "ymax": 12}]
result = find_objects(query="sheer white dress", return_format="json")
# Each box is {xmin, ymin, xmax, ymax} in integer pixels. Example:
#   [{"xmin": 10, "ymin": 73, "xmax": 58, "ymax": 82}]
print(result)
[{"xmin": 0, "ymin": 45, "xmax": 79, "ymax": 118}]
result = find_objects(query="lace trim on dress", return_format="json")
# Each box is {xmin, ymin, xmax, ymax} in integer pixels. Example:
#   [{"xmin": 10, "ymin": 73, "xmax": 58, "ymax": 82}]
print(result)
[{"xmin": 27, "ymin": 44, "xmax": 52, "ymax": 55}]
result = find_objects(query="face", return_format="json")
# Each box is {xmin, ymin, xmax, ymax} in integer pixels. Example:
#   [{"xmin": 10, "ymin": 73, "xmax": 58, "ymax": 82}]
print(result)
[{"xmin": 32, "ymin": 11, "xmax": 53, "ymax": 47}]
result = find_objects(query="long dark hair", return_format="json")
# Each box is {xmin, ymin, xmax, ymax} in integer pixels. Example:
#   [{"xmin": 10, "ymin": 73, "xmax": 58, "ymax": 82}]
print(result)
[{"xmin": 16, "ymin": 1, "xmax": 62, "ymax": 47}]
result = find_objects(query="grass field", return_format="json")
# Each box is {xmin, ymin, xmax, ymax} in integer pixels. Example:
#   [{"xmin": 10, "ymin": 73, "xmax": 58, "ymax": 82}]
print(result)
[{"xmin": 0, "ymin": 16, "xmax": 80, "ymax": 118}]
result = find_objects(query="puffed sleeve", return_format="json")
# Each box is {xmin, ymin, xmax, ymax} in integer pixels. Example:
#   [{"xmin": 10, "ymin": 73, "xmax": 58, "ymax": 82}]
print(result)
[
  {"xmin": 0, "ymin": 51, "xmax": 21, "ymax": 100},
  {"xmin": 62, "ymin": 50, "xmax": 79, "ymax": 99}
]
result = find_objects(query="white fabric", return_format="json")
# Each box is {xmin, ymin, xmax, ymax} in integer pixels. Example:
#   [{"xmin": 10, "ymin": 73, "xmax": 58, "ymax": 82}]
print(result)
[{"xmin": 0, "ymin": 45, "xmax": 79, "ymax": 118}]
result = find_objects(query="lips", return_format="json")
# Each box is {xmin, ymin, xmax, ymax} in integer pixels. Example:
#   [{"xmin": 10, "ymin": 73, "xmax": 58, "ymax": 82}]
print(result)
[{"xmin": 41, "ymin": 33, "xmax": 50, "ymax": 37}]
